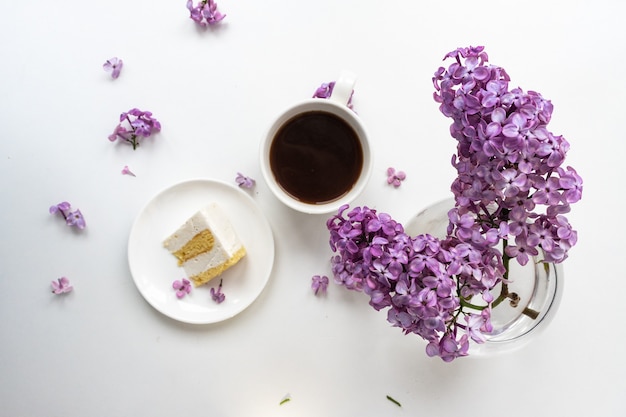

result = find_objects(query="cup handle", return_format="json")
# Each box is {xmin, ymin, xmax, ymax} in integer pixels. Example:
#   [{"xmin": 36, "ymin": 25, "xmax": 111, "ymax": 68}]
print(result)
[{"xmin": 328, "ymin": 70, "xmax": 357, "ymax": 106}]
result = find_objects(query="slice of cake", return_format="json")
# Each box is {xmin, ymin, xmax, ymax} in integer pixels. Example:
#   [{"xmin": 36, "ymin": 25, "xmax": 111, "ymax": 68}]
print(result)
[{"xmin": 163, "ymin": 203, "xmax": 246, "ymax": 286}]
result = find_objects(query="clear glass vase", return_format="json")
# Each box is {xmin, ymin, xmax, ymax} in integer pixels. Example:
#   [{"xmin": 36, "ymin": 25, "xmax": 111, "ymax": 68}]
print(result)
[{"xmin": 404, "ymin": 198, "xmax": 563, "ymax": 356}]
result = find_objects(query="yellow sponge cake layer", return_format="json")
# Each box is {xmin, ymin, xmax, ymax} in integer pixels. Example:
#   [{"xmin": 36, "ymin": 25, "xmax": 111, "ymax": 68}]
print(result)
[
  {"xmin": 187, "ymin": 246, "xmax": 246, "ymax": 286},
  {"xmin": 163, "ymin": 204, "xmax": 246, "ymax": 286},
  {"xmin": 171, "ymin": 229, "xmax": 215, "ymax": 265}
]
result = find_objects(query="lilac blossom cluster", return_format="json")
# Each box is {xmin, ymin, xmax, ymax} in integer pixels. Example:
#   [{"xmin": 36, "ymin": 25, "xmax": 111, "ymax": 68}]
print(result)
[
  {"xmin": 108, "ymin": 108, "xmax": 161, "ymax": 150},
  {"xmin": 328, "ymin": 206, "xmax": 499, "ymax": 361},
  {"xmin": 326, "ymin": 46, "xmax": 582, "ymax": 361},
  {"xmin": 186, "ymin": 0, "xmax": 225, "ymax": 26},
  {"xmin": 432, "ymin": 46, "xmax": 581, "ymax": 266}
]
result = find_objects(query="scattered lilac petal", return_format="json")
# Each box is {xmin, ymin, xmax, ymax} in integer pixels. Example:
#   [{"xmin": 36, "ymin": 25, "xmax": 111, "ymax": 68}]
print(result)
[
  {"xmin": 66, "ymin": 209, "xmax": 86, "ymax": 229},
  {"xmin": 50, "ymin": 202, "xmax": 86, "ymax": 229},
  {"xmin": 210, "ymin": 279, "xmax": 225, "ymax": 303},
  {"xmin": 121, "ymin": 165, "xmax": 136, "ymax": 177},
  {"xmin": 49, "ymin": 201, "xmax": 71, "ymax": 215},
  {"xmin": 235, "ymin": 172, "xmax": 255, "ymax": 189},
  {"xmin": 313, "ymin": 81, "xmax": 354, "ymax": 109},
  {"xmin": 103, "ymin": 57, "xmax": 123, "ymax": 79},
  {"xmin": 172, "ymin": 278, "xmax": 192, "ymax": 299},
  {"xmin": 386, "ymin": 167, "xmax": 406, "ymax": 187},
  {"xmin": 51, "ymin": 277, "xmax": 73, "ymax": 294},
  {"xmin": 313, "ymin": 82, "xmax": 334, "ymax": 99},
  {"xmin": 311, "ymin": 275, "xmax": 329, "ymax": 296},
  {"xmin": 187, "ymin": 0, "xmax": 226, "ymax": 26}
]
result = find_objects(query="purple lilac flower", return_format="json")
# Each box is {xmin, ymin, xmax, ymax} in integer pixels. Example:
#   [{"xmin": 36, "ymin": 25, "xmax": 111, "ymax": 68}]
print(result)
[
  {"xmin": 49, "ymin": 202, "xmax": 86, "ymax": 229},
  {"xmin": 66, "ymin": 209, "xmax": 86, "ymax": 229},
  {"xmin": 464, "ymin": 309, "xmax": 492, "ymax": 343},
  {"xmin": 103, "ymin": 57, "xmax": 123, "ymax": 79},
  {"xmin": 186, "ymin": 0, "xmax": 225, "ymax": 26},
  {"xmin": 433, "ymin": 45, "xmax": 581, "ymax": 267},
  {"xmin": 210, "ymin": 279, "xmax": 225, "ymax": 303},
  {"xmin": 386, "ymin": 167, "xmax": 406, "ymax": 187},
  {"xmin": 326, "ymin": 46, "xmax": 581, "ymax": 361},
  {"xmin": 109, "ymin": 108, "xmax": 161, "ymax": 150},
  {"xmin": 426, "ymin": 333, "xmax": 469, "ymax": 362},
  {"xmin": 313, "ymin": 82, "xmax": 334, "ymax": 99},
  {"xmin": 49, "ymin": 201, "xmax": 71, "ymax": 215},
  {"xmin": 313, "ymin": 81, "xmax": 354, "ymax": 109},
  {"xmin": 51, "ymin": 277, "xmax": 73, "ymax": 294},
  {"xmin": 327, "ymin": 205, "xmax": 499, "ymax": 361},
  {"xmin": 235, "ymin": 172, "xmax": 255, "ymax": 189},
  {"xmin": 311, "ymin": 275, "xmax": 329, "ymax": 296},
  {"xmin": 172, "ymin": 278, "xmax": 192, "ymax": 299},
  {"xmin": 121, "ymin": 165, "xmax": 136, "ymax": 177}
]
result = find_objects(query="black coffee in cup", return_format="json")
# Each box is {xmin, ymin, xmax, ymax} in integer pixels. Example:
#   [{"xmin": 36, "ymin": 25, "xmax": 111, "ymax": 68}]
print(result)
[{"xmin": 269, "ymin": 110, "xmax": 363, "ymax": 204}]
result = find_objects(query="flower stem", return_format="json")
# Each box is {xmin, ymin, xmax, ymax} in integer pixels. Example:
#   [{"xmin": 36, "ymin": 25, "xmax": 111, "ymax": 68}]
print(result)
[
  {"xmin": 386, "ymin": 395, "xmax": 402, "ymax": 407},
  {"xmin": 490, "ymin": 241, "xmax": 539, "ymax": 319},
  {"xmin": 521, "ymin": 307, "xmax": 539, "ymax": 320},
  {"xmin": 491, "ymin": 243, "xmax": 510, "ymax": 309},
  {"xmin": 459, "ymin": 298, "xmax": 487, "ymax": 311}
]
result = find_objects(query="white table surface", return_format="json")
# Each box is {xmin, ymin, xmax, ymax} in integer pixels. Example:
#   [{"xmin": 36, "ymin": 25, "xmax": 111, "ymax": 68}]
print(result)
[{"xmin": 1, "ymin": 1, "xmax": 624, "ymax": 416}]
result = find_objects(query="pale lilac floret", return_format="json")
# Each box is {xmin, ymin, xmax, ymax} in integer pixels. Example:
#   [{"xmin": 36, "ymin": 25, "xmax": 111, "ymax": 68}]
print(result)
[
  {"xmin": 51, "ymin": 277, "xmax": 73, "ymax": 294},
  {"xmin": 313, "ymin": 81, "xmax": 354, "ymax": 109},
  {"xmin": 66, "ymin": 209, "xmax": 86, "ymax": 229},
  {"xmin": 173, "ymin": 278, "xmax": 192, "ymax": 299},
  {"xmin": 210, "ymin": 279, "xmax": 225, "ymax": 303},
  {"xmin": 50, "ymin": 202, "xmax": 86, "ymax": 229},
  {"xmin": 49, "ymin": 201, "xmax": 71, "ymax": 215},
  {"xmin": 313, "ymin": 82, "xmax": 334, "ymax": 99},
  {"xmin": 103, "ymin": 57, "xmax": 123, "ymax": 79},
  {"xmin": 121, "ymin": 165, "xmax": 136, "ymax": 177},
  {"xmin": 235, "ymin": 172, "xmax": 255, "ymax": 189},
  {"xmin": 311, "ymin": 275, "xmax": 329, "ymax": 295},
  {"xmin": 187, "ymin": 0, "xmax": 225, "ymax": 26},
  {"xmin": 386, "ymin": 167, "xmax": 406, "ymax": 187}
]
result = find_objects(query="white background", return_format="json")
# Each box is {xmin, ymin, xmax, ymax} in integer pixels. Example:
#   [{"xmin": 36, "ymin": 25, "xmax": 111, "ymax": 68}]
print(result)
[{"xmin": 1, "ymin": 1, "xmax": 624, "ymax": 416}]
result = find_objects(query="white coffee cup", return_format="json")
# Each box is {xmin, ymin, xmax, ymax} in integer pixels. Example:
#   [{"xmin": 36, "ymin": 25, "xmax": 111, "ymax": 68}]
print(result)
[{"xmin": 259, "ymin": 71, "xmax": 372, "ymax": 214}]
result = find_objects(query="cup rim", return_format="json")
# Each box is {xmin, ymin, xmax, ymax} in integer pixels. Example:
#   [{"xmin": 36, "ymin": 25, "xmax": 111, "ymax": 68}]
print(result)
[{"xmin": 259, "ymin": 99, "xmax": 372, "ymax": 215}]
